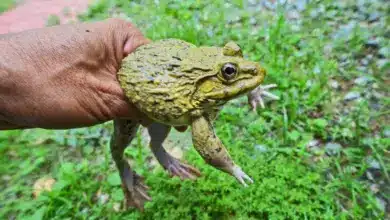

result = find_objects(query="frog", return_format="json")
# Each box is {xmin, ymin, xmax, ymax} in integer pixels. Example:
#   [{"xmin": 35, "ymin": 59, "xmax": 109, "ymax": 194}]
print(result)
[{"xmin": 113, "ymin": 39, "xmax": 278, "ymax": 210}]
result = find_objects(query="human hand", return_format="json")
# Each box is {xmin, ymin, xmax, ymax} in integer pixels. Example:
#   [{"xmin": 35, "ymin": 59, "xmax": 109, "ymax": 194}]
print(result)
[{"xmin": 0, "ymin": 18, "xmax": 151, "ymax": 129}]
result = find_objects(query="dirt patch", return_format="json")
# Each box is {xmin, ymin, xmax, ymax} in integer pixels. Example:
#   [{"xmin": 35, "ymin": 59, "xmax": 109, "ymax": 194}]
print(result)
[{"xmin": 0, "ymin": 0, "xmax": 91, "ymax": 34}]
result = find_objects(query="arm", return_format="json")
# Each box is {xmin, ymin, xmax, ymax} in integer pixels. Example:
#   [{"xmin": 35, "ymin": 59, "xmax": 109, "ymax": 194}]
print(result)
[
  {"xmin": 247, "ymin": 84, "xmax": 279, "ymax": 110},
  {"xmin": 191, "ymin": 115, "xmax": 253, "ymax": 186},
  {"xmin": 0, "ymin": 18, "xmax": 150, "ymax": 130}
]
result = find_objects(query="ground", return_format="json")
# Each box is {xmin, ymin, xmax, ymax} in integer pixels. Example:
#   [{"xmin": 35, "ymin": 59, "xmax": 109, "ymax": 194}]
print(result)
[
  {"xmin": 0, "ymin": 0, "xmax": 389, "ymax": 219},
  {"xmin": 0, "ymin": 0, "xmax": 90, "ymax": 34}
]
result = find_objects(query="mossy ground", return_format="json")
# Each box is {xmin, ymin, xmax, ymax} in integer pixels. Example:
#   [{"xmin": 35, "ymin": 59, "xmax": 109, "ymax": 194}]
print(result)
[{"xmin": 1, "ymin": 0, "xmax": 389, "ymax": 219}]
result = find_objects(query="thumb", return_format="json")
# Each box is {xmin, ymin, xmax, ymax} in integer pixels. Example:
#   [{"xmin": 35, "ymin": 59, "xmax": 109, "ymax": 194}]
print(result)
[{"xmin": 124, "ymin": 36, "xmax": 151, "ymax": 57}]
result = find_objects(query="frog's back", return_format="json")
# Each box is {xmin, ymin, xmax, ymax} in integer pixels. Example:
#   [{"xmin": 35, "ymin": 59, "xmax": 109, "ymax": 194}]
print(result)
[
  {"xmin": 119, "ymin": 39, "xmax": 194, "ymax": 82},
  {"xmin": 118, "ymin": 39, "xmax": 197, "ymax": 124}
]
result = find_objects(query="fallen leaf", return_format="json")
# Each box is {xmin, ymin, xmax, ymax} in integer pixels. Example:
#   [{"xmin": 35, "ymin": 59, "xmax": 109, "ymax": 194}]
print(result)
[
  {"xmin": 33, "ymin": 177, "xmax": 56, "ymax": 198},
  {"xmin": 113, "ymin": 202, "xmax": 121, "ymax": 212}
]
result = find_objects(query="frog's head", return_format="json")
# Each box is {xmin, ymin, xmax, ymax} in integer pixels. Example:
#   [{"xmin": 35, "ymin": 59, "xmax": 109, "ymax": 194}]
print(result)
[{"xmin": 190, "ymin": 41, "xmax": 266, "ymax": 107}]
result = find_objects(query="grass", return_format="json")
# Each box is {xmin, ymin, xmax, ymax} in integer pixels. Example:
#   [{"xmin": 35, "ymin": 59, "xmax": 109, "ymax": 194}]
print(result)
[
  {"xmin": 1, "ymin": 0, "xmax": 389, "ymax": 219},
  {"xmin": 0, "ymin": 0, "xmax": 15, "ymax": 13}
]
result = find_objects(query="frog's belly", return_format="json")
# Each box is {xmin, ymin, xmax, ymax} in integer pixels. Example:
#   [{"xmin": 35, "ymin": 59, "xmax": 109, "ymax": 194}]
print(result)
[
  {"xmin": 147, "ymin": 112, "xmax": 192, "ymax": 126},
  {"xmin": 146, "ymin": 107, "xmax": 221, "ymax": 126}
]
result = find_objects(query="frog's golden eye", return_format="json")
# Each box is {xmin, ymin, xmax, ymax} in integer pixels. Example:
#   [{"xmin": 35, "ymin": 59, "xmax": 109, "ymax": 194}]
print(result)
[{"xmin": 221, "ymin": 63, "xmax": 237, "ymax": 80}]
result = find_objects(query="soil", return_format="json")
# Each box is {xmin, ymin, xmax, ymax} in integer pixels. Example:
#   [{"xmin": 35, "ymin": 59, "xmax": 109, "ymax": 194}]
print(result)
[{"xmin": 0, "ymin": 0, "xmax": 90, "ymax": 34}]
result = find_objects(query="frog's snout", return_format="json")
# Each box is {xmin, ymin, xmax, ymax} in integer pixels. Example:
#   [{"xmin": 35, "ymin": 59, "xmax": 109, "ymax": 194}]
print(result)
[
  {"xmin": 257, "ymin": 64, "xmax": 266, "ymax": 77},
  {"xmin": 240, "ymin": 62, "xmax": 266, "ymax": 77},
  {"xmin": 253, "ymin": 63, "xmax": 266, "ymax": 78}
]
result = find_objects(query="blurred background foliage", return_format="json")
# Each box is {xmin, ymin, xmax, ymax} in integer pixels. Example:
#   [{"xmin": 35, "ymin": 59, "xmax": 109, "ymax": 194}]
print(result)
[
  {"xmin": 0, "ymin": 0, "xmax": 15, "ymax": 13},
  {"xmin": 1, "ymin": 0, "xmax": 389, "ymax": 219}
]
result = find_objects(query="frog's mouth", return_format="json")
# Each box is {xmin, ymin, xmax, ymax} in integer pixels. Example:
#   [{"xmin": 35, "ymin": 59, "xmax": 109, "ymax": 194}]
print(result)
[{"xmin": 203, "ymin": 74, "xmax": 264, "ymax": 101}]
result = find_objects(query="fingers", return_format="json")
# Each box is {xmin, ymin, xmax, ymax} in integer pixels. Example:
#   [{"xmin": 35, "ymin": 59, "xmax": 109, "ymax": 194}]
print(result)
[
  {"xmin": 247, "ymin": 83, "xmax": 280, "ymax": 111},
  {"xmin": 243, "ymin": 173, "xmax": 254, "ymax": 184},
  {"xmin": 260, "ymin": 84, "xmax": 278, "ymax": 90},
  {"xmin": 100, "ymin": 19, "xmax": 154, "ymax": 122},
  {"xmin": 123, "ymin": 34, "xmax": 150, "ymax": 57},
  {"xmin": 232, "ymin": 165, "xmax": 254, "ymax": 187},
  {"xmin": 106, "ymin": 18, "xmax": 150, "ymax": 57},
  {"xmin": 258, "ymin": 96, "xmax": 265, "ymax": 109},
  {"xmin": 100, "ymin": 18, "xmax": 150, "ymax": 67},
  {"xmin": 259, "ymin": 84, "xmax": 280, "ymax": 100},
  {"xmin": 237, "ymin": 176, "xmax": 248, "ymax": 187},
  {"xmin": 261, "ymin": 90, "xmax": 280, "ymax": 100}
]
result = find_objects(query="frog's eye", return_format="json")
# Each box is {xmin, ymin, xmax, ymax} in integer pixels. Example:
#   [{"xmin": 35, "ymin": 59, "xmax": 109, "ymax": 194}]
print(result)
[{"xmin": 221, "ymin": 63, "xmax": 237, "ymax": 80}]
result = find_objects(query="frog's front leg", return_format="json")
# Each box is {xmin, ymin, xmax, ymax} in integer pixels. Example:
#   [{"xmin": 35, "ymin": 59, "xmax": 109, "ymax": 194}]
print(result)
[
  {"xmin": 247, "ymin": 84, "xmax": 279, "ymax": 110},
  {"xmin": 148, "ymin": 122, "xmax": 201, "ymax": 180},
  {"xmin": 191, "ymin": 115, "xmax": 253, "ymax": 186}
]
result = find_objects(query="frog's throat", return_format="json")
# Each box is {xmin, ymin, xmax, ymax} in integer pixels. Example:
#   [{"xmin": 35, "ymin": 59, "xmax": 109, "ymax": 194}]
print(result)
[{"xmin": 203, "ymin": 75, "xmax": 264, "ymax": 100}]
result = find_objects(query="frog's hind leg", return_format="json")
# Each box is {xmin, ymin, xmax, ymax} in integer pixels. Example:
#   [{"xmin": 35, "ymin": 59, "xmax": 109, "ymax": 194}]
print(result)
[
  {"xmin": 110, "ymin": 119, "xmax": 151, "ymax": 210},
  {"xmin": 148, "ymin": 122, "xmax": 201, "ymax": 180}
]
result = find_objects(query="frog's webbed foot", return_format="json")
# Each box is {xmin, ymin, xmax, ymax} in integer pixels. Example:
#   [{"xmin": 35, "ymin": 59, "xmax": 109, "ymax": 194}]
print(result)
[
  {"xmin": 247, "ymin": 84, "xmax": 279, "ymax": 110},
  {"xmin": 232, "ymin": 165, "xmax": 253, "ymax": 187},
  {"xmin": 165, "ymin": 156, "xmax": 201, "ymax": 180},
  {"xmin": 148, "ymin": 123, "xmax": 201, "ymax": 180},
  {"xmin": 122, "ymin": 171, "xmax": 151, "ymax": 210}
]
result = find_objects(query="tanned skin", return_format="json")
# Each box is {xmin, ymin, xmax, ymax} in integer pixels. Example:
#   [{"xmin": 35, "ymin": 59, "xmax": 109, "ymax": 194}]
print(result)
[{"xmin": 0, "ymin": 18, "xmax": 153, "ymax": 130}]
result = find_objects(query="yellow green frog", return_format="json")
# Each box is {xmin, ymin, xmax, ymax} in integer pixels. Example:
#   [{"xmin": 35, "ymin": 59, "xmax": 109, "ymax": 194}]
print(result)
[{"xmin": 113, "ymin": 39, "xmax": 278, "ymax": 210}]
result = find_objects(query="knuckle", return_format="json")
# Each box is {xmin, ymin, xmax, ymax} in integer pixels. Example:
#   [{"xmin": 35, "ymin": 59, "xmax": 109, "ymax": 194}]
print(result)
[
  {"xmin": 106, "ymin": 18, "xmax": 131, "ymax": 27},
  {"xmin": 105, "ymin": 18, "xmax": 145, "ymax": 41}
]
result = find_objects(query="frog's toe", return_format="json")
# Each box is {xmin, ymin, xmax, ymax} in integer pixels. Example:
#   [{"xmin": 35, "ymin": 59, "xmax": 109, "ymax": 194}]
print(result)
[
  {"xmin": 249, "ymin": 94, "xmax": 265, "ymax": 110},
  {"xmin": 167, "ymin": 158, "xmax": 201, "ymax": 180},
  {"xmin": 232, "ymin": 165, "xmax": 253, "ymax": 187},
  {"xmin": 248, "ymin": 84, "xmax": 279, "ymax": 110},
  {"xmin": 122, "ymin": 173, "xmax": 151, "ymax": 211}
]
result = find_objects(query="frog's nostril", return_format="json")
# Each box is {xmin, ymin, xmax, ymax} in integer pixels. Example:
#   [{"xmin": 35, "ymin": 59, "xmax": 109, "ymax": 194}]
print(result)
[
  {"xmin": 250, "ymin": 66, "xmax": 259, "ymax": 75},
  {"xmin": 241, "ymin": 65, "xmax": 257, "ymax": 75},
  {"xmin": 252, "ymin": 68, "xmax": 259, "ymax": 75}
]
